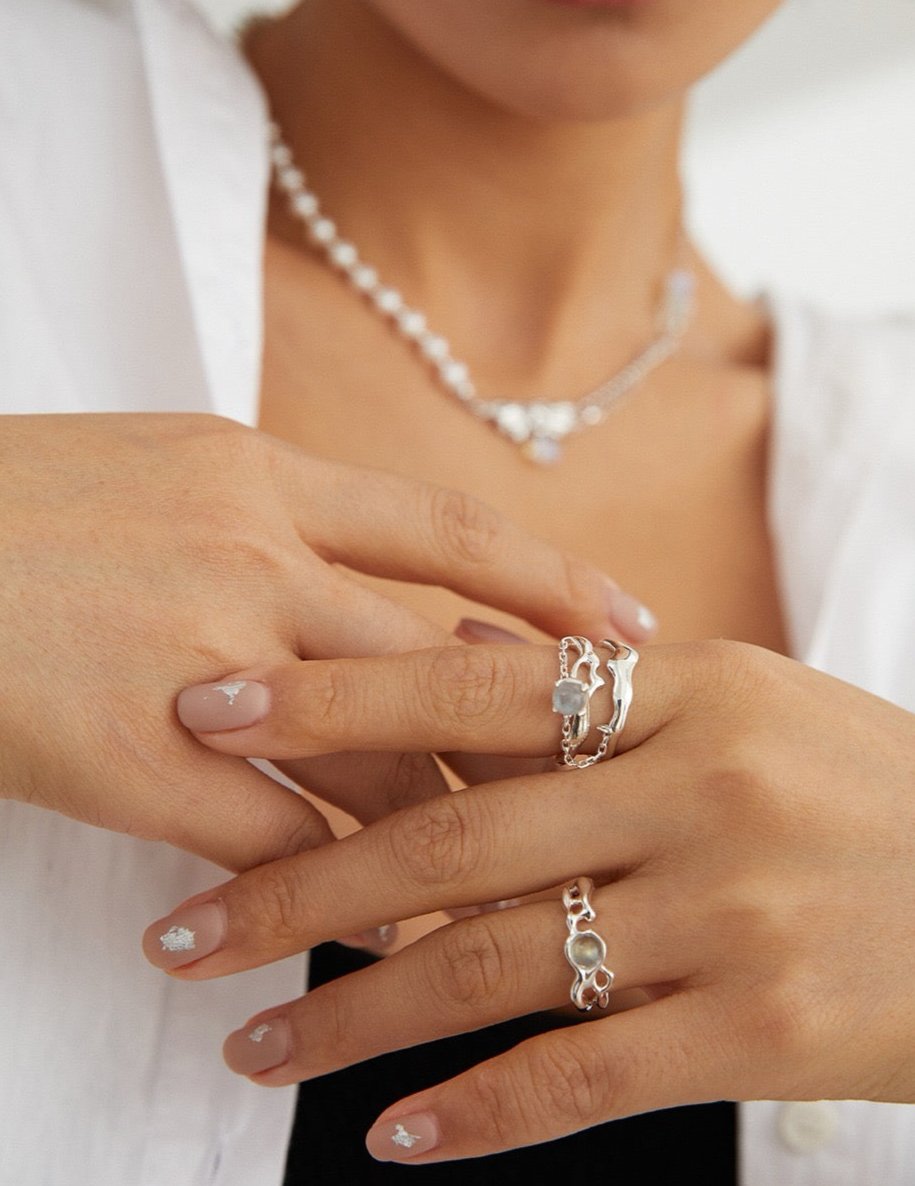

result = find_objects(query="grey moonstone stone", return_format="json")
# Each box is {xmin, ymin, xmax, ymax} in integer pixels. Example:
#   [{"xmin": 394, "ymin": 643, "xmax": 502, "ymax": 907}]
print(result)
[
  {"xmin": 553, "ymin": 678, "xmax": 588, "ymax": 716},
  {"xmin": 568, "ymin": 931, "xmax": 605, "ymax": 972}
]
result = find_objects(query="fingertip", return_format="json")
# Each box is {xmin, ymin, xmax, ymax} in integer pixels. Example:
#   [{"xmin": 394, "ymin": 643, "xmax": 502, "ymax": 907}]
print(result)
[
  {"xmin": 337, "ymin": 923, "xmax": 400, "ymax": 953},
  {"xmin": 604, "ymin": 584, "xmax": 659, "ymax": 643}
]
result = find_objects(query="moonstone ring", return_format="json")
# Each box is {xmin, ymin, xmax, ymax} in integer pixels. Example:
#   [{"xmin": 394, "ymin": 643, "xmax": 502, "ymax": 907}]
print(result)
[
  {"xmin": 563, "ymin": 878, "xmax": 614, "ymax": 1011},
  {"xmin": 552, "ymin": 637, "xmax": 638, "ymax": 768}
]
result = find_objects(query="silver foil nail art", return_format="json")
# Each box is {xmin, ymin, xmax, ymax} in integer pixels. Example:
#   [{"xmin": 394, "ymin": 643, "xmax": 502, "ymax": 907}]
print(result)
[
  {"xmin": 213, "ymin": 680, "xmax": 247, "ymax": 706},
  {"xmin": 248, "ymin": 1024, "xmax": 272, "ymax": 1043},
  {"xmin": 159, "ymin": 925, "xmax": 196, "ymax": 952},
  {"xmin": 392, "ymin": 1124, "xmax": 421, "ymax": 1149}
]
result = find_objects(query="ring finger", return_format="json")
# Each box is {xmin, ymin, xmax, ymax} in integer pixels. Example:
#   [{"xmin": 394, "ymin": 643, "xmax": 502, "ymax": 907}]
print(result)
[{"xmin": 219, "ymin": 879, "xmax": 693, "ymax": 1085}]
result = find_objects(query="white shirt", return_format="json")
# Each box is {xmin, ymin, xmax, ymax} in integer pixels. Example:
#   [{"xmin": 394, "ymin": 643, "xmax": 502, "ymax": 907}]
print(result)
[{"xmin": 0, "ymin": 3, "xmax": 913, "ymax": 1184}]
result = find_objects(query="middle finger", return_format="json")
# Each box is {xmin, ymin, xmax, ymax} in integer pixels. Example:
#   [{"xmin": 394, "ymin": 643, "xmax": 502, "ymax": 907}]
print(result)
[{"xmin": 141, "ymin": 747, "xmax": 676, "ymax": 979}]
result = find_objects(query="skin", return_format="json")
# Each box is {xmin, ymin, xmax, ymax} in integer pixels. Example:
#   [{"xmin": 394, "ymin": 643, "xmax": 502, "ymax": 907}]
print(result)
[{"xmin": 153, "ymin": 0, "xmax": 915, "ymax": 1164}]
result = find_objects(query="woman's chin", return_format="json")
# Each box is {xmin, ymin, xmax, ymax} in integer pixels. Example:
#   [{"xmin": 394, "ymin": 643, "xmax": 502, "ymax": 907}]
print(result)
[{"xmin": 458, "ymin": 67, "xmax": 681, "ymax": 124}]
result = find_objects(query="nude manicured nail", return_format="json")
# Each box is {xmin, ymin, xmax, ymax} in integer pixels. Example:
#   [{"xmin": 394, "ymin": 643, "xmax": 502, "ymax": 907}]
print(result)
[
  {"xmin": 366, "ymin": 1112, "xmax": 440, "ymax": 1161},
  {"xmin": 177, "ymin": 679, "xmax": 270, "ymax": 732},
  {"xmin": 224, "ymin": 1017, "xmax": 291, "ymax": 1076},
  {"xmin": 338, "ymin": 923, "xmax": 399, "ymax": 951},
  {"xmin": 142, "ymin": 901, "xmax": 227, "ymax": 969},
  {"xmin": 448, "ymin": 898, "xmax": 520, "ymax": 920},
  {"xmin": 455, "ymin": 618, "xmax": 526, "ymax": 644},
  {"xmin": 605, "ymin": 585, "xmax": 658, "ymax": 642}
]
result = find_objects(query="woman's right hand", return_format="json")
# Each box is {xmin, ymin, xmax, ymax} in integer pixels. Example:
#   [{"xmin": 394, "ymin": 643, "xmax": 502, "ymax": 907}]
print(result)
[{"xmin": 0, "ymin": 412, "xmax": 644, "ymax": 873}]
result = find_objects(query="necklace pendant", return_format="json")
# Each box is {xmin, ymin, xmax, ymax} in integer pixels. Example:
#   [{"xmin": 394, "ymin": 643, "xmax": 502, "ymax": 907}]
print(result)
[{"xmin": 522, "ymin": 435, "xmax": 562, "ymax": 465}]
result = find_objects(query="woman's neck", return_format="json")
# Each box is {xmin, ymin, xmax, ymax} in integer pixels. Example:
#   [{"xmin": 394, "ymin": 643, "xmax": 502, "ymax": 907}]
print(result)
[{"xmin": 247, "ymin": 0, "xmax": 688, "ymax": 390}]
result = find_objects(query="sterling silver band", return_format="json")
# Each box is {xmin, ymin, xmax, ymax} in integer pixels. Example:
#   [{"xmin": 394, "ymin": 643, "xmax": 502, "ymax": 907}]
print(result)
[
  {"xmin": 563, "ymin": 877, "xmax": 614, "ymax": 1011},
  {"xmin": 552, "ymin": 637, "xmax": 638, "ymax": 768},
  {"xmin": 601, "ymin": 639, "xmax": 639, "ymax": 761}
]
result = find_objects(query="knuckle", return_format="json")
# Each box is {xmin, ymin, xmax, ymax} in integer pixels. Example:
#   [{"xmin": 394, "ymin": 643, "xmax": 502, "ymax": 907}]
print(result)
[
  {"xmin": 245, "ymin": 862, "xmax": 306, "ymax": 952},
  {"xmin": 690, "ymin": 639, "xmax": 780, "ymax": 710},
  {"xmin": 424, "ymin": 645, "xmax": 515, "ymax": 734},
  {"xmin": 195, "ymin": 528, "xmax": 296, "ymax": 586},
  {"xmin": 427, "ymin": 487, "xmax": 502, "ymax": 568},
  {"xmin": 311, "ymin": 982, "xmax": 360, "ymax": 1070},
  {"xmin": 176, "ymin": 416, "xmax": 269, "ymax": 479},
  {"xmin": 742, "ymin": 974, "xmax": 818, "ymax": 1065},
  {"xmin": 702, "ymin": 735, "xmax": 787, "ymax": 838},
  {"xmin": 266, "ymin": 810, "xmax": 331, "ymax": 863},
  {"xmin": 427, "ymin": 916, "xmax": 506, "ymax": 1015},
  {"xmin": 387, "ymin": 794, "xmax": 481, "ymax": 889},
  {"xmin": 521, "ymin": 1033, "xmax": 610, "ymax": 1128},
  {"xmin": 464, "ymin": 1061, "xmax": 530, "ymax": 1148},
  {"xmin": 297, "ymin": 662, "xmax": 353, "ymax": 752}
]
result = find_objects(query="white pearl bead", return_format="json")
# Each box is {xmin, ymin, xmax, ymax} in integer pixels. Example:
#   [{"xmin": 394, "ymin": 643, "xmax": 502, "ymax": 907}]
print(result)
[
  {"xmin": 277, "ymin": 166, "xmax": 304, "ymax": 192},
  {"xmin": 350, "ymin": 265, "xmax": 378, "ymax": 292},
  {"xmin": 418, "ymin": 333, "xmax": 449, "ymax": 362},
  {"xmin": 439, "ymin": 360, "xmax": 469, "ymax": 388},
  {"xmin": 292, "ymin": 191, "xmax": 319, "ymax": 218},
  {"xmin": 308, "ymin": 217, "xmax": 337, "ymax": 245},
  {"xmin": 271, "ymin": 144, "xmax": 293, "ymax": 169},
  {"xmin": 454, "ymin": 378, "xmax": 476, "ymax": 400},
  {"xmin": 329, "ymin": 241, "xmax": 358, "ymax": 269},
  {"xmin": 397, "ymin": 309, "xmax": 427, "ymax": 339},
  {"xmin": 373, "ymin": 287, "xmax": 403, "ymax": 315}
]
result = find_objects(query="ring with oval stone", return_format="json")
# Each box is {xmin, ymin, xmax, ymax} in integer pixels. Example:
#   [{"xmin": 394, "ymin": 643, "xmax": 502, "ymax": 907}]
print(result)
[
  {"xmin": 552, "ymin": 636, "xmax": 639, "ymax": 768},
  {"xmin": 563, "ymin": 877, "xmax": 614, "ymax": 1011}
]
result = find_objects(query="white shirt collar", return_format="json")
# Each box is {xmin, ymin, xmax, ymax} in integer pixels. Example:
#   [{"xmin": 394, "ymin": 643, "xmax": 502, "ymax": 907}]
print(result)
[{"xmin": 132, "ymin": 0, "xmax": 268, "ymax": 425}]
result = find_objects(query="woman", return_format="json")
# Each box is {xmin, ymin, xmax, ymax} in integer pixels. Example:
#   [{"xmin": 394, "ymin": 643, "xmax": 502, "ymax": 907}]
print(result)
[{"xmin": 2, "ymin": 0, "xmax": 914, "ymax": 1183}]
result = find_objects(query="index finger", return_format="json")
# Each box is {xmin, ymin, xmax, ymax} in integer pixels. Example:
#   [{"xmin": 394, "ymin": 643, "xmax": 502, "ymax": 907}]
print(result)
[
  {"xmin": 176, "ymin": 639, "xmax": 691, "ymax": 762},
  {"xmin": 277, "ymin": 451, "xmax": 657, "ymax": 643}
]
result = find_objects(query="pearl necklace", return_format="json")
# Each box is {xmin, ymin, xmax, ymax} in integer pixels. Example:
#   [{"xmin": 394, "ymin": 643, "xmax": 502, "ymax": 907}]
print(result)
[{"xmin": 268, "ymin": 121, "xmax": 696, "ymax": 465}]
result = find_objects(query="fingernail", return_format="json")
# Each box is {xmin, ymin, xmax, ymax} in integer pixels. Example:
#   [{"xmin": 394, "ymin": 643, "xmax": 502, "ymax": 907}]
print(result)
[
  {"xmin": 338, "ymin": 923, "xmax": 399, "ymax": 951},
  {"xmin": 479, "ymin": 898, "xmax": 521, "ymax": 913},
  {"xmin": 224, "ymin": 1017, "xmax": 291, "ymax": 1076},
  {"xmin": 448, "ymin": 899, "xmax": 520, "ymax": 921},
  {"xmin": 455, "ymin": 618, "xmax": 527, "ymax": 644},
  {"xmin": 177, "ymin": 678, "xmax": 270, "ymax": 732},
  {"xmin": 366, "ymin": 1112, "xmax": 440, "ymax": 1161},
  {"xmin": 605, "ymin": 584, "xmax": 658, "ymax": 642},
  {"xmin": 142, "ymin": 900, "xmax": 227, "ymax": 969}
]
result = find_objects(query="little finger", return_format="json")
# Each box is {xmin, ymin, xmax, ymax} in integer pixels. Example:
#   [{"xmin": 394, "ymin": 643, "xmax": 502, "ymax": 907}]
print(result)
[{"xmin": 365, "ymin": 990, "xmax": 737, "ymax": 1163}]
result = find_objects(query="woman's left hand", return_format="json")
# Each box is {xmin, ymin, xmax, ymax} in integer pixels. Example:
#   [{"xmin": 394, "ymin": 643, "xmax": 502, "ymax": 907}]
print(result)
[{"xmin": 144, "ymin": 640, "xmax": 915, "ymax": 1163}]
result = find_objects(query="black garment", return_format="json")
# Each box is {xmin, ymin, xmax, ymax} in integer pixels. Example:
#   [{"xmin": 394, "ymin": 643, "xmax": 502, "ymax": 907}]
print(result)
[{"xmin": 284, "ymin": 943, "xmax": 736, "ymax": 1184}]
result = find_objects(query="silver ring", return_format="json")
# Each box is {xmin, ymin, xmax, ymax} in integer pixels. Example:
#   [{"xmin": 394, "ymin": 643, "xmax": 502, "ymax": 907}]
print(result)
[
  {"xmin": 563, "ymin": 877, "xmax": 614, "ymax": 1011},
  {"xmin": 600, "ymin": 639, "xmax": 639, "ymax": 761},
  {"xmin": 552, "ymin": 636, "xmax": 638, "ymax": 768}
]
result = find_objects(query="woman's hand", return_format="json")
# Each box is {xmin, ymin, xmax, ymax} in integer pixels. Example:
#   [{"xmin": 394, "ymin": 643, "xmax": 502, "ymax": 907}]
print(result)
[
  {"xmin": 146, "ymin": 639, "xmax": 915, "ymax": 1161},
  {"xmin": 0, "ymin": 413, "xmax": 638, "ymax": 872}
]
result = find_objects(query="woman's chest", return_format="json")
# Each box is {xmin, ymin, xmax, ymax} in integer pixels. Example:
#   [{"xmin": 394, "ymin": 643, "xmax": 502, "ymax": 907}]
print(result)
[{"xmin": 258, "ymin": 260, "xmax": 787, "ymax": 654}]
